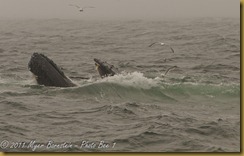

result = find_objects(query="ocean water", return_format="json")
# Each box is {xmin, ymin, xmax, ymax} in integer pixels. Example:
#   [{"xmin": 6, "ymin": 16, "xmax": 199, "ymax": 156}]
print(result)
[{"xmin": 0, "ymin": 18, "xmax": 240, "ymax": 152}]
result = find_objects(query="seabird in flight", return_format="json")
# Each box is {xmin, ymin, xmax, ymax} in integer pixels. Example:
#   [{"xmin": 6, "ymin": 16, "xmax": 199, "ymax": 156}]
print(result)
[
  {"xmin": 69, "ymin": 4, "xmax": 95, "ymax": 12},
  {"xmin": 161, "ymin": 66, "xmax": 178, "ymax": 77},
  {"xmin": 148, "ymin": 42, "xmax": 175, "ymax": 53}
]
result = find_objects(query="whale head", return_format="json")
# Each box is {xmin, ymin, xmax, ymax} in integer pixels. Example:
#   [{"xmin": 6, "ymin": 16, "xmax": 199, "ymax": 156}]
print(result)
[
  {"xmin": 94, "ymin": 58, "xmax": 116, "ymax": 78},
  {"xmin": 28, "ymin": 53, "xmax": 76, "ymax": 87}
]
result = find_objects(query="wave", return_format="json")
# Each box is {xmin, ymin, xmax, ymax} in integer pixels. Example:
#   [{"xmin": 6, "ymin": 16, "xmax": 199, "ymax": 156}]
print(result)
[
  {"xmin": 70, "ymin": 72, "xmax": 239, "ymax": 98},
  {"xmin": 109, "ymin": 110, "xmax": 240, "ymax": 152},
  {"xmin": 0, "ymin": 71, "xmax": 240, "ymax": 101},
  {"xmin": 1, "ymin": 100, "xmax": 30, "ymax": 111},
  {"xmin": 0, "ymin": 48, "xmax": 5, "ymax": 53}
]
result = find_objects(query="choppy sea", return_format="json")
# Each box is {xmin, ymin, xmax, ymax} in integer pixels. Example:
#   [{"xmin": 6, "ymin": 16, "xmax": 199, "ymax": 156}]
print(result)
[{"xmin": 0, "ymin": 17, "xmax": 240, "ymax": 152}]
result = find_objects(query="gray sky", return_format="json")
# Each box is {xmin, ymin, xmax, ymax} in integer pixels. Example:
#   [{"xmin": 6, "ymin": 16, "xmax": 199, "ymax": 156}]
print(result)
[{"xmin": 0, "ymin": 0, "xmax": 239, "ymax": 20}]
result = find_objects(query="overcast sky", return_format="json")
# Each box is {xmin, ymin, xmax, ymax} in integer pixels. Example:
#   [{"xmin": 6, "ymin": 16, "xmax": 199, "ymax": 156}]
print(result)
[{"xmin": 0, "ymin": 0, "xmax": 239, "ymax": 20}]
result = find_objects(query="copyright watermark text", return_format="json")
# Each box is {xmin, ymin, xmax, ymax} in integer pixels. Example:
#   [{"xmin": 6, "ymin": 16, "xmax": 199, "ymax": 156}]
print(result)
[{"xmin": 0, "ymin": 140, "xmax": 116, "ymax": 151}]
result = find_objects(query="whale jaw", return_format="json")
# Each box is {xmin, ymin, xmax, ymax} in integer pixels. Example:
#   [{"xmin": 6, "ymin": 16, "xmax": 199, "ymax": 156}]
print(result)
[
  {"xmin": 28, "ymin": 53, "xmax": 76, "ymax": 87},
  {"xmin": 94, "ymin": 58, "xmax": 116, "ymax": 78}
]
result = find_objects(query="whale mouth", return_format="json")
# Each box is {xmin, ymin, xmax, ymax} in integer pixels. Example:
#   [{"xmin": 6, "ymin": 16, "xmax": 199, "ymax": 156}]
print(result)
[
  {"xmin": 94, "ymin": 58, "xmax": 116, "ymax": 78},
  {"xmin": 28, "ymin": 53, "xmax": 65, "ymax": 77},
  {"xmin": 28, "ymin": 53, "xmax": 75, "ymax": 87}
]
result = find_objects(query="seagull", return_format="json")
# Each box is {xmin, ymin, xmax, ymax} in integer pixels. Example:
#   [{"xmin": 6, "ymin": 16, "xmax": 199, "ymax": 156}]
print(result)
[
  {"xmin": 148, "ymin": 42, "xmax": 175, "ymax": 53},
  {"xmin": 164, "ymin": 66, "xmax": 177, "ymax": 75},
  {"xmin": 69, "ymin": 4, "xmax": 95, "ymax": 12},
  {"xmin": 161, "ymin": 66, "xmax": 178, "ymax": 77}
]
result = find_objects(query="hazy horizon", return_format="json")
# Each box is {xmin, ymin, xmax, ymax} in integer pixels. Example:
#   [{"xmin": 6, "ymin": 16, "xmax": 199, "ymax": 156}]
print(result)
[{"xmin": 0, "ymin": 0, "xmax": 240, "ymax": 20}]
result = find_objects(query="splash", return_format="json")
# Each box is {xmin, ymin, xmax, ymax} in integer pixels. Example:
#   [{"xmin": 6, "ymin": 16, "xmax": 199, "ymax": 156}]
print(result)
[{"xmin": 98, "ymin": 71, "xmax": 161, "ymax": 89}]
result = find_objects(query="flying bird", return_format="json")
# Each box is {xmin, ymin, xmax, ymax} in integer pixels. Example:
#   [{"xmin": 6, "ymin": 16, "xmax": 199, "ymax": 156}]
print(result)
[
  {"xmin": 148, "ymin": 42, "xmax": 175, "ymax": 53},
  {"xmin": 161, "ymin": 66, "xmax": 178, "ymax": 77},
  {"xmin": 69, "ymin": 4, "xmax": 95, "ymax": 12}
]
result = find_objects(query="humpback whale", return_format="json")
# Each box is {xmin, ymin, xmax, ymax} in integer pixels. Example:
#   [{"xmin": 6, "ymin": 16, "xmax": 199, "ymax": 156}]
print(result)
[
  {"xmin": 94, "ymin": 58, "xmax": 117, "ymax": 78},
  {"xmin": 28, "ymin": 53, "xmax": 76, "ymax": 87},
  {"xmin": 28, "ymin": 53, "xmax": 177, "ymax": 87}
]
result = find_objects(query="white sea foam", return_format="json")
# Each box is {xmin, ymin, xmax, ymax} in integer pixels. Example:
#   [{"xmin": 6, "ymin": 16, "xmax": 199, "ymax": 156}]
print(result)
[{"xmin": 98, "ymin": 71, "xmax": 161, "ymax": 89}]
